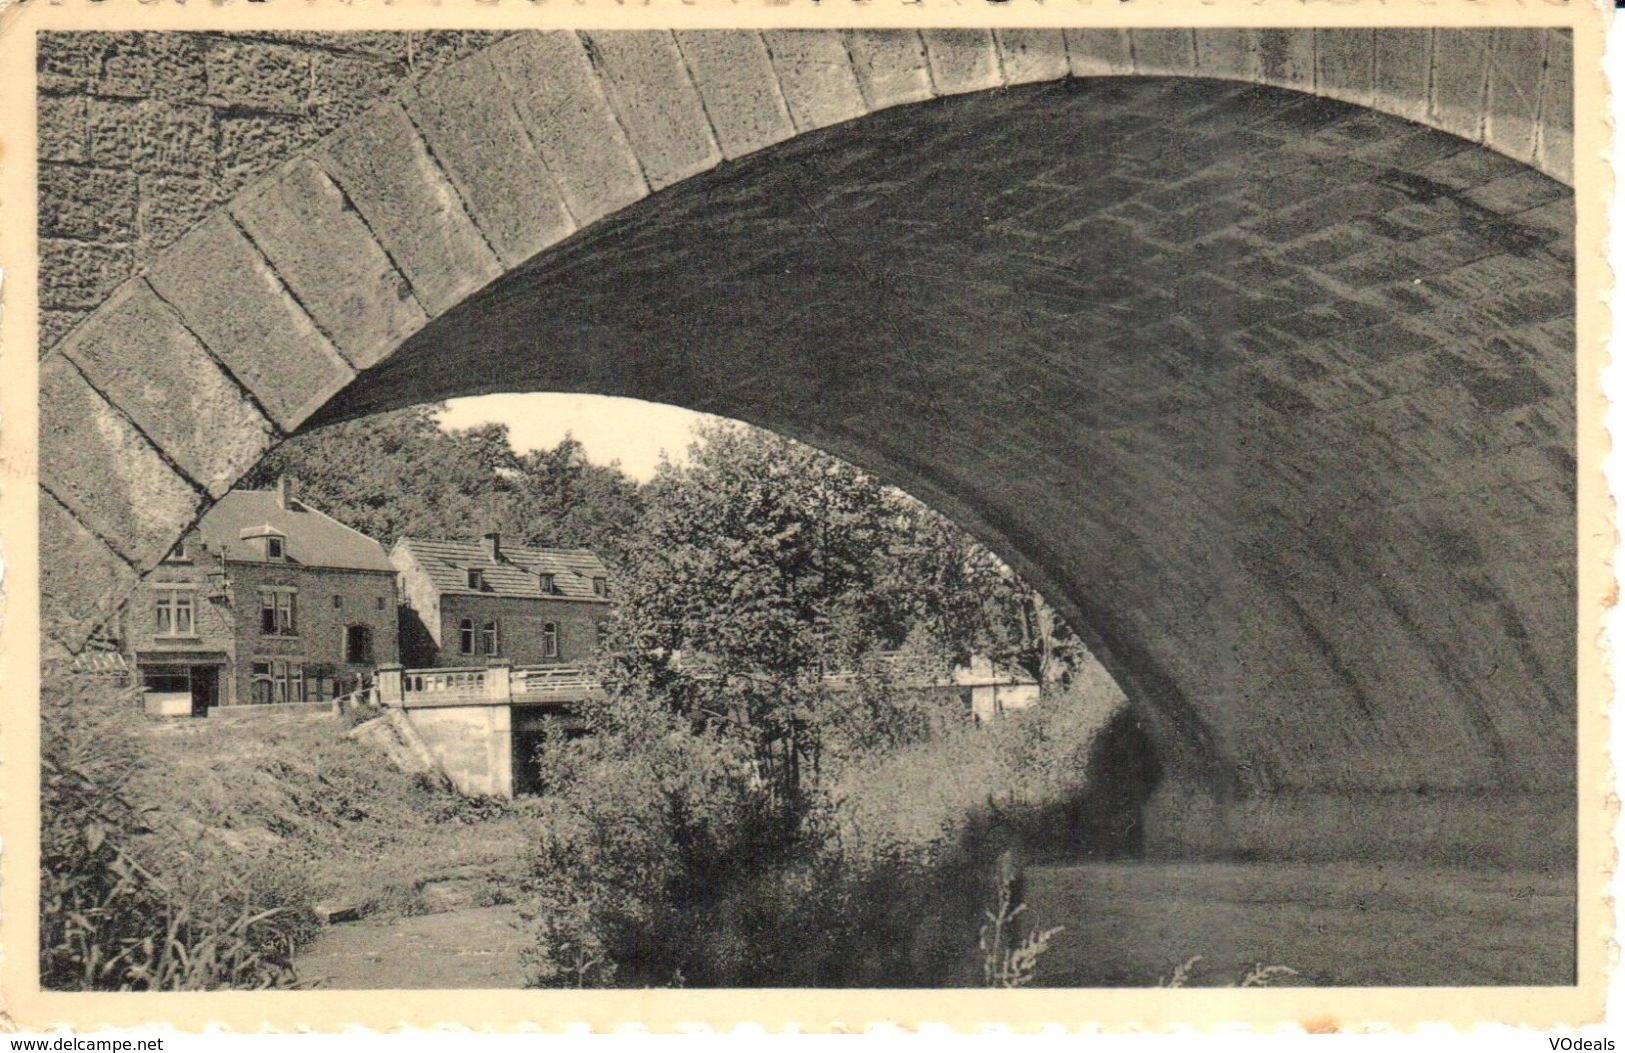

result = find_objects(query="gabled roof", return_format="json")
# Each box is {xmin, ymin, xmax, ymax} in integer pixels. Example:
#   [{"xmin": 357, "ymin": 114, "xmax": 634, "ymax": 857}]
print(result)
[
  {"xmin": 392, "ymin": 537, "xmax": 610, "ymax": 602},
  {"xmin": 192, "ymin": 490, "xmax": 394, "ymax": 573}
]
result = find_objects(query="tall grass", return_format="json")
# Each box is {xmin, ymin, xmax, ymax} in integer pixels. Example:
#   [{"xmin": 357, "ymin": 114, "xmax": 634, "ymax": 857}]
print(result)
[
  {"xmin": 519, "ymin": 678, "xmax": 1129, "ymax": 987},
  {"xmin": 41, "ymin": 676, "xmax": 310, "ymax": 990}
]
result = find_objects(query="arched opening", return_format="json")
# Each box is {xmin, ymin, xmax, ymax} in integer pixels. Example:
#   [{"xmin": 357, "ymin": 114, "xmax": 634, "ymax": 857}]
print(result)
[{"xmin": 345, "ymin": 625, "xmax": 374, "ymax": 666}]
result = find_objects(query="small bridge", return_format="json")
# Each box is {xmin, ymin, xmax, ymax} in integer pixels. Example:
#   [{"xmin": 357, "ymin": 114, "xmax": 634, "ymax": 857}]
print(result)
[{"xmin": 374, "ymin": 657, "xmax": 1037, "ymax": 796}]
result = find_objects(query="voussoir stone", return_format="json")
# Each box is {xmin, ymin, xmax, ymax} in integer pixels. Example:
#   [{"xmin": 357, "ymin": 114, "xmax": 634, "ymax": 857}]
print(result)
[
  {"xmin": 1063, "ymin": 29, "xmax": 1133, "ymax": 76},
  {"xmin": 1195, "ymin": 29, "xmax": 1261, "ymax": 80},
  {"xmin": 484, "ymin": 33, "xmax": 648, "ymax": 228},
  {"xmin": 1483, "ymin": 29, "xmax": 1547, "ymax": 165},
  {"xmin": 58, "ymin": 279, "xmax": 276, "ymax": 498},
  {"xmin": 145, "ymin": 211, "xmax": 355, "ymax": 433},
  {"xmin": 232, "ymin": 156, "xmax": 428, "ymax": 371},
  {"xmin": 844, "ymin": 30, "xmax": 934, "ymax": 110},
  {"xmin": 39, "ymin": 487, "xmax": 140, "ymax": 653},
  {"xmin": 762, "ymin": 30, "xmax": 867, "ymax": 134},
  {"xmin": 318, "ymin": 100, "xmax": 503, "ymax": 317},
  {"xmin": 1128, "ymin": 30, "xmax": 1196, "ymax": 77},
  {"xmin": 403, "ymin": 52, "xmax": 576, "ymax": 266},
  {"xmin": 673, "ymin": 31, "xmax": 796, "ymax": 161},
  {"xmin": 921, "ymin": 30, "xmax": 1005, "ymax": 96},
  {"xmin": 579, "ymin": 31, "xmax": 722, "ymax": 191},
  {"xmin": 994, "ymin": 30, "xmax": 1069, "ymax": 87},
  {"xmin": 39, "ymin": 352, "xmax": 203, "ymax": 568}
]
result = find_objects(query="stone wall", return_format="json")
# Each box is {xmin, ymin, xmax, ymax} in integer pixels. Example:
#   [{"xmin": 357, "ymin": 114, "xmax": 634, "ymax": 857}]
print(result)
[{"xmin": 37, "ymin": 31, "xmax": 512, "ymax": 351}]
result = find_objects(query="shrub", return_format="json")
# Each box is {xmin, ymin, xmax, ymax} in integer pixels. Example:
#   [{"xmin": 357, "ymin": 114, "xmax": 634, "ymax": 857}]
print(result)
[
  {"xmin": 518, "ymin": 680, "xmax": 1125, "ymax": 988},
  {"xmin": 40, "ymin": 676, "xmax": 307, "ymax": 990}
]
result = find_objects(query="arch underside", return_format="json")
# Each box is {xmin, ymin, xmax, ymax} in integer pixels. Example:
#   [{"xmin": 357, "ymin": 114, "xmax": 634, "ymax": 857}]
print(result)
[
  {"xmin": 306, "ymin": 77, "xmax": 1576, "ymax": 812},
  {"xmin": 36, "ymin": 37, "xmax": 1576, "ymax": 859}
]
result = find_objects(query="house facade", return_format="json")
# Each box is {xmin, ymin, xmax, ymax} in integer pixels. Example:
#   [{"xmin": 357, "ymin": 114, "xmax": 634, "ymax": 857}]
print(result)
[
  {"xmin": 126, "ymin": 478, "xmax": 399, "ymax": 714},
  {"xmin": 391, "ymin": 533, "xmax": 611, "ymax": 668}
]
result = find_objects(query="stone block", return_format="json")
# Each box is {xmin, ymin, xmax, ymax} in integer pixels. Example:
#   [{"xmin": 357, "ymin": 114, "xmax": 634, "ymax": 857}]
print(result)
[
  {"xmin": 1256, "ymin": 29, "xmax": 1314, "ymax": 90},
  {"xmin": 403, "ymin": 53, "xmax": 575, "ymax": 266},
  {"xmin": 310, "ymin": 50, "xmax": 405, "ymax": 133},
  {"xmin": 37, "ymin": 33, "xmax": 108, "ymax": 93},
  {"xmin": 1195, "ymin": 30, "xmax": 1259, "ymax": 81},
  {"xmin": 318, "ymin": 101, "xmax": 503, "ymax": 317},
  {"xmin": 38, "ymin": 94, "xmax": 87, "ymax": 164},
  {"xmin": 145, "ymin": 212, "xmax": 355, "ymax": 431},
  {"xmin": 97, "ymin": 32, "xmax": 207, "ymax": 99},
  {"xmin": 673, "ymin": 31, "xmax": 796, "ymax": 161},
  {"xmin": 921, "ymin": 29, "xmax": 1004, "ymax": 95},
  {"xmin": 484, "ymin": 33, "xmax": 648, "ymax": 228},
  {"xmin": 40, "ymin": 309, "xmax": 85, "ymax": 353},
  {"xmin": 1429, "ymin": 29, "xmax": 1494, "ymax": 142},
  {"xmin": 1482, "ymin": 29, "xmax": 1547, "ymax": 165},
  {"xmin": 39, "ymin": 488, "xmax": 140, "ymax": 654},
  {"xmin": 992, "ymin": 30, "xmax": 1068, "ymax": 87},
  {"xmin": 205, "ymin": 41, "xmax": 314, "ymax": 115},
  {"xmin": 1130, "ymin": 29, "xmax": 1196, "ymax": 76},
  {"xmin": 87, "ymin": 99, "xmax": 214, "ymax": 178},
  {"xmin": 1316, "ymin": 29, "xmax": 1375, "ymax": 105},
  {"xmin": 1063, "ymin": 29, "xmax": 1133, "ymax": 76},
  {"xmin": 215, "ymin": 113, "xmax": 323, "ymax": 196},
  {"xmin": 844, "ymin": 30, "xmax": 934, "ymax": 109},
  {"xmin": 136, "ymin": 174, "xmax": 223, "ymax": 256},
  {"xmin": 1537, "ymin": 29, "xmax": 1573, "ymax": 184},
  {"xmin": 59, "ymin": 280, "xmax": 276, "ymax": 497},
  {"xmin": 38, "ymin": 352, "xmax": 203, "ymax": 568},
  {"xmin": 233, "ymin": 156, "xmax": 428, "ymax": 370},
  {"xmin": 762, "ymin": 30, "xmax": 867, "ymax": 134},
  {"xmin": 1373, "ymin": 29, "xmax": 1433, "ymax": 122},
  {"xmin": 582, "ymin": 31, "xmax": 723, "ymax": 191},
  {"xmin": 39, "ymin": 165, "xmax": 137, "ymax": 242},
  {"xmin": 39, "ymin": 238, "xmax": 133, "ymax": 311}
]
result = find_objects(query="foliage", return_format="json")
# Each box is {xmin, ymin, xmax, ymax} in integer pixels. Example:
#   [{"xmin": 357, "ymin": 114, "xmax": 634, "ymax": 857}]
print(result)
[
  {"xmin": 41, "ymin": 676, "xmax": 307, "ymax": 990},
  {"xmin": 1158, "ymin": 955, "xmax": 1301, "ymax": 988},
  {"xmin": 243, "ymin": 405, "xmax": 643, "ymax": 567},
  {"xmin": 979, "ymin": 850, "xmax": 1064, "ymax": 988}
]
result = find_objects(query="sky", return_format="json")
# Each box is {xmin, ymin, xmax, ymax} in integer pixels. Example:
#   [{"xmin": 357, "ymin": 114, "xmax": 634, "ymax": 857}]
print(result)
[{"xmin": 435, "ymin": 393, "xmax": 717, "ymax": 482}]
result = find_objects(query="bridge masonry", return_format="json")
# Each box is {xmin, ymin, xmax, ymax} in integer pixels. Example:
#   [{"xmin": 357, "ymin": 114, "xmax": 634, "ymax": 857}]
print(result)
[
  {"xmin": 36, "ymin": 29, "xmax": 1579, "ymax": 864},
  {"xmin": 37, "ymin": 27, "xmax": 1572, "ymax": 654}
]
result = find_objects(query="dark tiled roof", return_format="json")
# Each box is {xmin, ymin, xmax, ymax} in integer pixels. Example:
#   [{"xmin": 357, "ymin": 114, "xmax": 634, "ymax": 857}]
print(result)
[
  {"xmin": 393, "ymin": 538, "xmax": 610, "ymax": 601},
  {"xmin": 195, "ymin": 490, "xmax": 395, "ymax": 573}
]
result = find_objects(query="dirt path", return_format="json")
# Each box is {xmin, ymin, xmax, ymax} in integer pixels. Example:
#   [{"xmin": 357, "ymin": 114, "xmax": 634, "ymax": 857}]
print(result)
[{"xmin": 295, "ymin": 905, "xmax": 528, "ymax": 989}]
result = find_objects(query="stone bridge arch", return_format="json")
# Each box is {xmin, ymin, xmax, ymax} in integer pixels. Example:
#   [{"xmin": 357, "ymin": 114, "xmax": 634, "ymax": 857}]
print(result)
[{"xmin": 39, "ymin": 28, "xmax": 1575, "ymax": 860}]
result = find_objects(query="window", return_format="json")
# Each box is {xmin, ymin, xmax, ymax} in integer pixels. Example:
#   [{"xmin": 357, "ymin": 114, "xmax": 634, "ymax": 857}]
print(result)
[
  {"xmin": 269, "ymin": 661, "xmax": 304, "ymax": 704},
  {"xmin": 259, "ymin": 590, "xmax": 296, "ymax": 636},
  {"xmin": 376, "ymin": 596, "xmax": 386, "ymax": 611},
  {"xmin": 154, "ymin": 588, "xmax": 195, "ymax": 637},
  {"xmin": 143, "ymin": 670, "xmax": 190, "ymax": 694},
  {"xmin": 266, "ymin": 536, "xmax": 284, "ymax": 560},
  {"xmin": 539, "ymin": 572, "xmax": 556, "ymax": 594},
  {"xmin": 595, "ymin": 621, "xmax": 610, "ymax": 649},
  {"xmin": 250, "ymin": 662, "xmax": 272, "ymax": 705},
  {"xmin": 459, "ymin": 618, "xmax": 476, "ymax": 655},
  {"xmin": 467, "ymin": 569, "xmax": 484, "ymax": 591},
  {"xmin": 164, "ymin": 540, "xmax": 188, "ymax": 563},
  {"xmin": 482, "ymin": 621, "xmax": 500, "ymax": 657},
  {"xmin": 592, "ymin": 577, "xmax": 608, "ymax": 598},
  {"xmin": 346, "ymin": 625, "xmax": 373, "ymax": 665},
  {"xmin": 542, "ymin": 621, "xmax": 559, "ymax": 660}
]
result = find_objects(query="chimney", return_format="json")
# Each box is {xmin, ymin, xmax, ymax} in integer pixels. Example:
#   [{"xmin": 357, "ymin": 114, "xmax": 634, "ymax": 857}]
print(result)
[
  {"xmin": 483, "ymin": 531, "xmax": 502, "ymax": 562},
  {"xmin": 277, "ymin": 475, "xmax": 297, "ymax": 510}
]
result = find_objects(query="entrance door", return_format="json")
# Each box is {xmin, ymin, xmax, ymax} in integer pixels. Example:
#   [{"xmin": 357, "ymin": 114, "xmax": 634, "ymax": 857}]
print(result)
[{"xmin": 189, "ymin": 665, "xmax": 219, "ymax": 717}]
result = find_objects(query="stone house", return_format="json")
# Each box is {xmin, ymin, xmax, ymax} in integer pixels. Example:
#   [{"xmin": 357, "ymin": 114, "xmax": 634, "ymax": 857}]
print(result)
[
  {"xmin": 126, "ymin": 479, "xmax": 399, "ymax": 714},
  {"xmin": 391, "ymin": 533, "xmax": 611, "ymax": 669}
]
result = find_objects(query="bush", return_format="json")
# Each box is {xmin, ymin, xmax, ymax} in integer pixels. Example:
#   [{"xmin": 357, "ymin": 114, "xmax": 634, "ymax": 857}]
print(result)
[
  {"xmin": 519, "ymin": 678, "xmax": 1129, "ymax": 988},
  {"xmin": 40, "ymin": 676, "xmax": 308, "ymax": 990}
]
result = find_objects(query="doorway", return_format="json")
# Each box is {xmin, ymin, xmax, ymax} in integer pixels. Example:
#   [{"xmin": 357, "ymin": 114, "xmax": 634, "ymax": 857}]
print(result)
[{"xmin": 189, "ymin": 665, "xmax": 219, "ymax": 716}]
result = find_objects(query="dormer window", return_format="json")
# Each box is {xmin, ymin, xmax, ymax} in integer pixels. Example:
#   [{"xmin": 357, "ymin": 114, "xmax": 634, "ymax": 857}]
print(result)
[
  {"xmin": 266, "ymin": 536, "xmax": 284, "ymax": 560},
  {"xmin": 539, "ymin": 572, "xmax": 556, "ymax": 594},
  {"xmin": 164, "ymin": 540, "xmax": 189, "ymax": 563},
  {"xmin": 467, "ymin": 568, "xmax": 484, "ymax": 591},
  {"xmin": 592, "ymin": 576, "xmax": 608, "ymax": 599}
]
